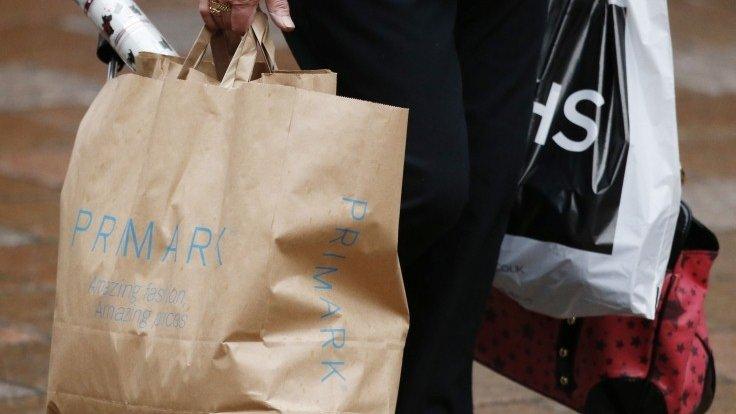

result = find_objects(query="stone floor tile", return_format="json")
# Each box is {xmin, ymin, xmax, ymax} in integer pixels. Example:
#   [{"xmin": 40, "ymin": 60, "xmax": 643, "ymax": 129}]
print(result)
[
  {"xmin": 684, "ymin": 179, "xmax": 736, "ymax": 234},
  {"xmin": 707, "ymin": 277, "xmax": 736, "ymax": 335},
  {"xmin": 0, "ymin": 177, "xmax": 60, "ymax": 240},
  {"xmin": 0, "ymin": 112, "xmax": 73, "ymax": 153},
  {"xmin": 675, "ymin": 46, "xmax": 736, "ymax": 97},
  {"xmin": 26, "ymin": 107, "xmax": 89, "ymax": 138},
  {"xmin": 0, "ymin": 0, "xmax": 83, "ymax": 29},
  {"xmin": 680, "ymin": 137, "xmax": 736, "ymax": 180},
  {"xmin": 0, "ymin": 147, "xmax": 71, "ymax": 191},
  {"xmin": 475, "ymin": 399, "xmax": 574, "ymax": 414},
  {"xmin": 0, "ymin": 244, "xmax": 58, "ymax": 335},
  {"xmin": 0, "ymin": 381, "xmax": 38, "ymax": 400},
  {"xmin": 0, "ymin": 296, "xmax": 55, "ymax": 339},
  {"xmin": 0, "ymin": 343, "xmax": 50, "ymax": 393},
  {"xmin": 0, "ymin": 63, "xmax": 101, "ymax": 113},
  {"xmin": 0, "ymin": 393, "xmax": 45, "ymax": 414},
  {"xmin": 0, "ymin": 226, "xmax": 36, "ymax": 248},
  {"xmin": 705, "ymin": 231, "xmax": 736, "ymax": 333},
  {"xmin": 710, "ymin": 333, "xmax": 736, "ymax": 382},
  {"xmin": 676, "ymin": 89, "xmax": 736, "ymax": 138},
  {"xmin": 0, "ymin": 244, "xmax": 58, "ymax": 282},
  {"xmin": 708, "ymin": 381, "xmax": 736, "ymax": 414},
  {"xmin": 473, "ymin": 363, "xmax": 562, "ymax": 408},
  {"xmin": 0, "ymin": 320, "xmax": 49, "ymax": 347},
  {"xmin": 670, "ymin": 1, "xmax": 736, "ymax": 97},
  {"xmin": 0, "ymin": 107, "xmax": 82, "ymax": 152},
  {"xmin": 0, "ymin": 24, "xmax": 105, "ymax": 81},
  {"xmin": 0, "ymin": 174, "xmax": 59, "ymax": 200},
  {"xmin": 0, "ymin": 200, "xmax": 58, "ymax": 242}
]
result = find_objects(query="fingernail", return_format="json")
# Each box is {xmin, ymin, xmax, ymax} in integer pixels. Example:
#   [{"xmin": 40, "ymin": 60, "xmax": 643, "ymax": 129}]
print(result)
[{"xmin": 273, "ymin": 15, "xmax": 295, "ymax": 31}]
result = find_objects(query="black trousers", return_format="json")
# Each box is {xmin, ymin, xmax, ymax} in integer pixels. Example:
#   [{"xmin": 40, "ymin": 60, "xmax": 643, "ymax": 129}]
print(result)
[{"xmin": 285, "ymin": 1, "xmax": 546, "ymax": 412}]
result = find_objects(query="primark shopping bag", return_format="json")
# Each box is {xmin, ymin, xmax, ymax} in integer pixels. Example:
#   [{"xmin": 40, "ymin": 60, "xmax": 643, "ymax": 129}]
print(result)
[
  {"xmin": 46, "ymin": 14, "xmax": 409, "ymax": 414},
  {"xmin": 494, "ymin": 0, "xmax": 681, "ymax": 318}
]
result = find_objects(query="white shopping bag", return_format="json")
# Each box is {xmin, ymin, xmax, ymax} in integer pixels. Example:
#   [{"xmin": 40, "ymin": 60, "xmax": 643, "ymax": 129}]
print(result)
[{"xmin": 494, "ymin": 0, "xmax": 681, "ymax": 319}]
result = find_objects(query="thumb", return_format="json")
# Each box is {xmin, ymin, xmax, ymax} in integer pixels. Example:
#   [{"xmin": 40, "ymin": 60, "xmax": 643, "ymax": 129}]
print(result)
[{"xmin": 266, "ymin": 0, "xmax": 295, "ymax": 32}]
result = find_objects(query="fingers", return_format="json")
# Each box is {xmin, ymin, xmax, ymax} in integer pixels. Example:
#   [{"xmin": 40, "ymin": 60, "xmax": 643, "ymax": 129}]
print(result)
[
  {"xmin": 200, "ymin": 0, "xmax": 294, "ymax": 36},
  {"xmin": 198, "ymin": 0, "xmax": 218, "ymax": 32},
  {"xmin": 266, "ymin": 0, "xmax": 295, "ymax": 32},
  {"xmin": 213, "ymin": 3, "xmax": 231, "ymax": 32},
  {"xmin": 230, "ymin": 0, "xmax": 259, "ymax": 35}
]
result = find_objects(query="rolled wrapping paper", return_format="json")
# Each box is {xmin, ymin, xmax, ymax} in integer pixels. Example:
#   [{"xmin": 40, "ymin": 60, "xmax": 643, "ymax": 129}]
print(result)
[{"xmin": 73, "ymin": 0, "xmax": 179, "ymax": 71}]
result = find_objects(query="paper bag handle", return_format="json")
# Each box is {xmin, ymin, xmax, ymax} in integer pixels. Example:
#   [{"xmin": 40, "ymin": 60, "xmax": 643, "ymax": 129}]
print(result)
[
  {"xmin": 177, "ymin": 9, "xmax": 278, "ymax": 85},
  {"xmin": 177, "ymin": 26, "xmax": 212, "ymax": 80},
  {"xmin": 220, "ymin": 10, "xmax": 277, "ymax": 87}
]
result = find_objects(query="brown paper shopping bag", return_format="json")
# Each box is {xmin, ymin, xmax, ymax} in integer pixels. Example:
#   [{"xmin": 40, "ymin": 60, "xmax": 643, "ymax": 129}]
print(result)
[{"xmin": 46, "ymin": 13, "xmax": 409, "ymax": 414}]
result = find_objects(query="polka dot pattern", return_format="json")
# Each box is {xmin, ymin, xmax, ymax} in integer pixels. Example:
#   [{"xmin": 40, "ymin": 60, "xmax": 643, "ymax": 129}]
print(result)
[{"xmin": 475, "ymin": 250, "xmax": 717, "ymax": 413}]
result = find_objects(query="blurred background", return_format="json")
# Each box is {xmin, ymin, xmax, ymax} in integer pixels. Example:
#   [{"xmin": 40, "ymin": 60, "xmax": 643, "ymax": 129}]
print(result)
[{"xmin": 0, "ymin": 0, "xmax": 733, "ymax": 412}]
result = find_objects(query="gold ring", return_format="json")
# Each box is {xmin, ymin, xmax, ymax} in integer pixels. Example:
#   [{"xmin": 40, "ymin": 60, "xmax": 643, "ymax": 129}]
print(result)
[{"xmin": 208, "ymin": 0, "xmax": 231, "ymax": 15}]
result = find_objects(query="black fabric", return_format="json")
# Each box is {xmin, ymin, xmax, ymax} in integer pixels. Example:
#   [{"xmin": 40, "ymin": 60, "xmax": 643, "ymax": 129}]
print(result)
[
  {"xmin": 684, "ymin": 218, "xmax": 720, "ymax": 252},
  {"xmin": 583, "ymin": 378, "xmax": 668, "ymax": 414},
  {"xmin": 667, "ymin": 203, "xmax": 693, "ymax": 270},
  {"xmin": 693, "ymin": 334, "xmax": 717, "ymax": 414},
  {"xmin": 285, "ymin": 1, "xmax": 546, "ymax": 412}
]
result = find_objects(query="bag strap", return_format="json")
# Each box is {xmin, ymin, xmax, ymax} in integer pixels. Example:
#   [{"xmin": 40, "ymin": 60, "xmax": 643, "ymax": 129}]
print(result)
[
  {"xmin": 210, "ymin": 31, "xmax": 240, "ymax": 80},
  {"xmin": 177, "ymin": 26, "xmax": 212, "ymax": 80},
  {"xmin": 554, "ymin": 317, "xmax": 582, "ymax": 395},
  {"xmin": 667, "ymin": 202, "xmax": 693, "ymax": 270},
  {"xmin": 220, "ymin": 10, "xmax": 277, "ymax": 87},
  {"xmin": 177, "ymin": 8, "xmax": 278, "ymax": 84}
]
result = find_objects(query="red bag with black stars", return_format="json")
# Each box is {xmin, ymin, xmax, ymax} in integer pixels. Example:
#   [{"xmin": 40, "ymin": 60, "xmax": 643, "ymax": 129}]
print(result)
[{"xmin": 476, "ymin": 203, "xmax": 719, "ymax": 414}]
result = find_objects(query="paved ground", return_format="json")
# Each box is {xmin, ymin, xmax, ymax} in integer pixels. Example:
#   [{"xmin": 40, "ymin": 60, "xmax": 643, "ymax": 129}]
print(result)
[{"xmin": 0, "ymin": 0, "xmax": 734, "ymax": 413}]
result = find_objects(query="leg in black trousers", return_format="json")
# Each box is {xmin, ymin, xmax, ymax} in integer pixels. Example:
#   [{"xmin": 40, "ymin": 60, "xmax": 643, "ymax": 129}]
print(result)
[{"xmin": 285, "ymin": 1, "xmax": 546, "ymax": 412}]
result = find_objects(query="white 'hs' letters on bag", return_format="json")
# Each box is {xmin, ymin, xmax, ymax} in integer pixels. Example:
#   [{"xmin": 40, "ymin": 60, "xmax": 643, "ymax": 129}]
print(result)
[{"xmin": 494, "ymin": 0, "xmax": 682, "ymax": 319}]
